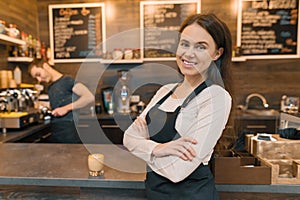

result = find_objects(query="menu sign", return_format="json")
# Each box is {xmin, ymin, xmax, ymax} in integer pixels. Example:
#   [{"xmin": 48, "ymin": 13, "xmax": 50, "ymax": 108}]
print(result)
[
  {"xmin": 140, "ymin": 1, "xmax": 200, "ymax": 61},
  {"xmin": 49, "ymin": 3, "xmax": 106, "ymax": 63},
  {"xmin": 237, "ymin": 0, "xmax": 300, "ymax": 59}
]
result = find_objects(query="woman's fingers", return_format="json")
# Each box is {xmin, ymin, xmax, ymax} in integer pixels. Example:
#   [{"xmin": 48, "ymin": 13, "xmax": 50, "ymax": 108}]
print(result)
[
  {"xmin": 183, "ymin": 142, "xmax": 196, "ymax": 157},
  {"xmin": 181, "ymin": 147, "xmax": 195, "ymax": 161},
  {"xmin": 177, "ymin": 148, "xmax": 193, "ymax": 161},
  {"xmin": 132, "ymin": 116, "xmax": 148, "ymax": 132},
  {"xmin": 180, "ymin": 154, "xmax": 189, "ymax": 161},
  {"xmin": 174, "ymin": 137, "xmax": 197, "ymax": 161},
  {"xmin": 151, "ymin": 136, "xmax": 198, "ymax": 160},
  {"xmin": 134, "ymin": 116, "xmax": 146, "ymax": 126},
  {"xmin": 172, "ymin": 147, "xmax": 189, "ymax": 160},
  {"xmin": 181, "ymin": 137, "xmax": 197, "ymax": 144}
]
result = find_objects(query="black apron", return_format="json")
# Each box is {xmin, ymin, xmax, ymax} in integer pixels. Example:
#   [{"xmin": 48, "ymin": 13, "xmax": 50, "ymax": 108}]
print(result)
[{"xmin": 145, "ymin": 82, "xmax": 219, "ymax": 200}]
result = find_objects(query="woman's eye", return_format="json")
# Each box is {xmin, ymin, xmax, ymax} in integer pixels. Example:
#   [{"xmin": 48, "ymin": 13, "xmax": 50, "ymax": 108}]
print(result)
[
  {"xmin": 180, "ymin": 41, "xmax": 189, "ymax": 48},
  {"xmin": 195, "ymin": 44, "xmax": 206, "ymax": 51}
]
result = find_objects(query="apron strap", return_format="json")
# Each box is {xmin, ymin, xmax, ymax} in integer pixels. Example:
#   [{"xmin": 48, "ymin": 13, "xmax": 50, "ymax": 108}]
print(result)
[
  {"xmin": 181, "ymin": 81, "xmax": 208, "ymax": 108},
  {"xmin": 156, "ymin": 84, "xmax": 178, "ymax": 105},
  {"xmin": 156, "ymin": 81, "xmax": 208, "ymax": 108}
]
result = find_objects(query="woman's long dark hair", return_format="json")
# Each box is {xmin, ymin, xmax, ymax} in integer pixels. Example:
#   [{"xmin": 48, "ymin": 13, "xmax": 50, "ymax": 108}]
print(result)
[{"xmin": 179, "ymin": 13, "xmax": 232, "ymax": 93}]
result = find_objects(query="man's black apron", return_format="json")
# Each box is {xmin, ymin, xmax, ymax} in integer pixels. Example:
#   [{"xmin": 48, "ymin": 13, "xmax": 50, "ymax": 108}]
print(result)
[{"xmin": 145, "ymin": 81, "xmax": 219, "ymax": 200}]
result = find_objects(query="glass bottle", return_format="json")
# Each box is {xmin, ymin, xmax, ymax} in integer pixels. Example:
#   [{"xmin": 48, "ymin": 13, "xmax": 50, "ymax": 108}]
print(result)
[
  {"xmin": 112, "ymin": 48, "xmax": 123, "ymax": 60},
  {"xmin": 28, "ymin": 34, "xmax": 33, "ymax": 58},
  {"xmin": 7, "ymin": 24, "xmax": 20, "ymax": 38},
  {"xmin": 13, "ymin": 66, "xmax": 22, "ymax": 85},
  {"xmin": 0, "ymin": 20, "xmax": 7, "ymax": 34},
  {"xmin": 35, "ymin": 38, "xmax": 41, "ymax": 59},
  {"xmin": 124, "ymin": 48, "xmax": 133, "ymax": 60},
  {"xmin": 133, "ymin": 48, "xmax": 141, "ymax": 59},
  {"xmin": 115, "ymin": 70, "xmax": 131, "ymax": 114}
]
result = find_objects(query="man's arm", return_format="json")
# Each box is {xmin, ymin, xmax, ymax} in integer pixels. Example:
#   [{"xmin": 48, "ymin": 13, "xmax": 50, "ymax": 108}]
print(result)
[
  {"xmin": 51, "ymin": 82, "xmax": 94, "ymax": 117},
  {"xmin": 71, "ymin": 82, "xmax": 95, "ymax": 110}
]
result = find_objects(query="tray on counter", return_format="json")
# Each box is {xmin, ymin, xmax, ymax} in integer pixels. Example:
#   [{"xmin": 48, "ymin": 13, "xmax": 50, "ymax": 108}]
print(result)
[
  {"xmin": 212, "ymin": 150, "xmax": 271, "ymax": 185},
  {"xmin": 259, "ymin": 158, "xmax": 300, "ymax": 184},
  {"xmin": 245, "ymin": 134, "xmax": 300, "ymax": 184},
  {"xmin": 245, "ymin": 134, "xmax": 300, "ymax": 159}
]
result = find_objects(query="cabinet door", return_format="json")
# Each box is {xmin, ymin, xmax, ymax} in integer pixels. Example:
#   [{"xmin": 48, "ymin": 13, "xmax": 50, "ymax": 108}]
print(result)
[
  {"xmin": 99, "ymin": 119, "xmax": 124, "ymax": 144},
  {"xmin": 77, "ymin": 118, "xmax": 125, "ymax": 144},
  {"xmin": 234, "ymin": 118, "xmax": 278, "ymax": 151},
  {"xmin": 77, "ymin": 119, "xmax": 109, "ymax": 144},
  {"xmin": 235, "ymin": 119, "xmax": 278, "ymax": 134},
  {"xmin": 15, "ymin": 125, "xmax": 52, "ymax": 143}
]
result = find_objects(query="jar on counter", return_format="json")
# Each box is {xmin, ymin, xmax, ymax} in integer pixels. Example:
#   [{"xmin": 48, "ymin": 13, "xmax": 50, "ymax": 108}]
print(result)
[
  {"xmin": 0, "ymin": 20, "xmax": 7, "ymax": 34},
  {"xmin": 112, "ymin": 48, "xmax": 123, "ymax": 60},
  {"xmin": 233, "ymin": 46, "xmax": 241, "ymax": 57},
  {"xmin": 124, "ymin": 48, "xmax": 133, "ymax": 60},
  {"xmin": 133, "ymin": 48, "xmax": 141, "ymax": 59},
  {"xmin": 95, "ymin": 102, "xmax": 102, "ymax": 114},
  {"xmin": 103, "ymin": 51, "xmax": 112, "ymax": 59},
  {"xmin": 7, "ymin": 24, "xmax": 20, "ymax": 38}
]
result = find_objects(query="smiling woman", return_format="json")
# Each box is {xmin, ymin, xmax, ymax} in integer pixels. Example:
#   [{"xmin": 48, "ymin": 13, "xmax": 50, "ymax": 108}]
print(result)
[{"xmin": 123, "ymin": 13, "xmax": 233, "ymax": 200}]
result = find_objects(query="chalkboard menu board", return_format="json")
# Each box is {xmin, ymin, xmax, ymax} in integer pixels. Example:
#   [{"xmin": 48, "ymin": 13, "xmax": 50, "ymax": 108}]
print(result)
[
  {"xmin": 237, "ymin": 0, "xmax": 300, "ymax": 59},
  {"xmin": 140, "ymin": 1, "xmax": 200, "ymax": 61},
  {"xmin": 49, "ymin": 3, "xmax": 106, "ymax": 63}
]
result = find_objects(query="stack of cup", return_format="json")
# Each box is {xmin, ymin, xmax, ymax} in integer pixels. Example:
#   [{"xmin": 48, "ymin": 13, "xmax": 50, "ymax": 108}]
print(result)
[{"xmin": 0, "ymin": 70, "xmax": 13, "ymax": 88}]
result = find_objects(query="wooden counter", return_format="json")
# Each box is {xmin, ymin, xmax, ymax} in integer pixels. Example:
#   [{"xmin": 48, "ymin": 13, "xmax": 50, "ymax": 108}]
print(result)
[
  {"xmin": 0, "ymin": 143, "xmax": 146, "ymax": 199},
  {"xmin": 0, "ymin": 121, "xmax": 50, "ymax": 143},
  {"xmin": 0, "ymin": 143, "xmax": 300, "ymax": 199}
]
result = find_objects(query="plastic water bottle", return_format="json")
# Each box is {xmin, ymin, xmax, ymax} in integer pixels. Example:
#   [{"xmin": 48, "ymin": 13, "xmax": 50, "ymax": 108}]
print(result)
[
  {"xmin": 13, "ymin": 66, "xmax": 22, "ymax": 86},
  {"xmin": 115, "ymin": 70, "xmax": 131, "ymax": 114}
]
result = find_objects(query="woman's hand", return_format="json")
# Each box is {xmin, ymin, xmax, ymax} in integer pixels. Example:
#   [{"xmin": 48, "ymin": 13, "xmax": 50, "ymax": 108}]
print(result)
[
  {"xmin": 152, "ymin": 137, "xmax": 197, "ymax": 161},
  {"xmin": 133, "ymin": 116, "xmax": 197, "ymax": 161},
  {"xmin": 132, "ymin": 116, "xmax": 148, "ymax": 134},
  {"xmin": 134, "ymin": 116, "xmax": 147, "ymax": 127}
]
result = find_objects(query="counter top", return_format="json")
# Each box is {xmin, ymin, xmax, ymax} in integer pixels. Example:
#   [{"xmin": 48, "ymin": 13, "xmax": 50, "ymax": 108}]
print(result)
[
  {"xmin": 0, "ymin": 143, "xmax": 145, "ymax": 189},
  {"xmin": 0, "ymin": 143, "xmax": 299, "ymax": 194},
  {"xmin": 235, "ymin": 109, "xmax": 280, "ymax": 120},
  {"xmin": 0, "ymin": 121, "xmax": 50, "ymax": 143},
  {"xmin": 79, "ymin": 113, "xmax": 137, "ymax": 120}
]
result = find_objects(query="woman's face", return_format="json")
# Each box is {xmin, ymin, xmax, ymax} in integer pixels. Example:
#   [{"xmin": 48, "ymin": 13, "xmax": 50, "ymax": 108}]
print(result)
[{"xmin": 176, "ymin": 23, "xmax": 222, "ymax": 78}]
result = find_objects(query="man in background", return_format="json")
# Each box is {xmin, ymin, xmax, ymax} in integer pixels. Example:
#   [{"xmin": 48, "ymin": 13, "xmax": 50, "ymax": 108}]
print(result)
[{"xmin": 28, "ymin": 58, "xmax": 94, "ymax": 143}]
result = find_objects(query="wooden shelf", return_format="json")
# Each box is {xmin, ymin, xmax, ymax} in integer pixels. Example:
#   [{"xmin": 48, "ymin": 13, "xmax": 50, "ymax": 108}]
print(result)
[
  {"xmin": 232, "ymin": 57, "xmax": 247, "ymax": 62},
  {"xmin": 101, "ymin": 57, "xmax": 246, "ymax": 63},
  {"xmin": 100, "ymin": 59, "xmax": 143, "ymax": 64},
  {"xmin": 7, "ymin": 57, "xmax": 34, "ymax": 63},
  {"xmin": 0, "ymin": 34, "xmax": 25, "ymax": 46}
]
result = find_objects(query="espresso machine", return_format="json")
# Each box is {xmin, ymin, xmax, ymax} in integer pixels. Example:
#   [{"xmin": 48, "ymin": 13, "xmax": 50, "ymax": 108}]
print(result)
[{"xmin": 0, "ymin": 88, "xmax": 40, "ymax": 134}]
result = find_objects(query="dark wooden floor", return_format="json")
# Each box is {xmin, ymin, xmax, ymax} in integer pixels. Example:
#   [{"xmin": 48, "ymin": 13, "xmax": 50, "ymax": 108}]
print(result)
[{"xmin": 1, "ymin": 185, "xmax": 300, "ymax": 200}]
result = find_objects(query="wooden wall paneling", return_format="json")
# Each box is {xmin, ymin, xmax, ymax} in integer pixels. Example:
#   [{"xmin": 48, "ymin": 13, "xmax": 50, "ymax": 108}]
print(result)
[
  {"xmin": 0, "ymin": 0, "xmax": 295, "ymax": 108},
  {"xmin": 232, "ymin": 58, "xmax": 300, "ymax": 109},
  {"xmin": 33, "ymin": 0, "xmax": 300, "ymax": 111},
  {"xmin": 0, "ymin": 0, "xmax": 39, "ymax": 38},
  {"xmin": 0, "ymin": 0, "xmax": 39, "ymax": 84},
  {"xmin": 38, "ymin": 0, "xmax": 300, "ymax": 108}
]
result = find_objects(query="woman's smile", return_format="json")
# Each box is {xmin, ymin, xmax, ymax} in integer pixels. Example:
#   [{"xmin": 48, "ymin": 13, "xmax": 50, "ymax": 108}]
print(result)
[{"xmin": 182, "ymin": 58, "xmax": 198, "ymax": 68}]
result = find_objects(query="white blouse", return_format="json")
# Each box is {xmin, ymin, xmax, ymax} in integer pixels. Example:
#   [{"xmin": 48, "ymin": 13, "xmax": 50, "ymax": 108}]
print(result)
[{"xmin": 123, "ymin": 83, "xmax": 232, "ymax": 183}]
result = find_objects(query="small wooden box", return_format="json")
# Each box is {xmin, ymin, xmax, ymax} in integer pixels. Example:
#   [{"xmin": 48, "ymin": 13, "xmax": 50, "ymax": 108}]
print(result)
[
  {"xmin": 213, "ymin": 151, "xmax": 271, "ymax": 184},
  {"xmin": 245, "ymin": 135, "xmax": 300, "ymax": 184},
  {"xmin": 259, "ymin": 158, "xmax": 300, "ymax": 184},
  {"xmin": 246, "ymin": 134, "xmax": 300, "ymax": 159}
]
